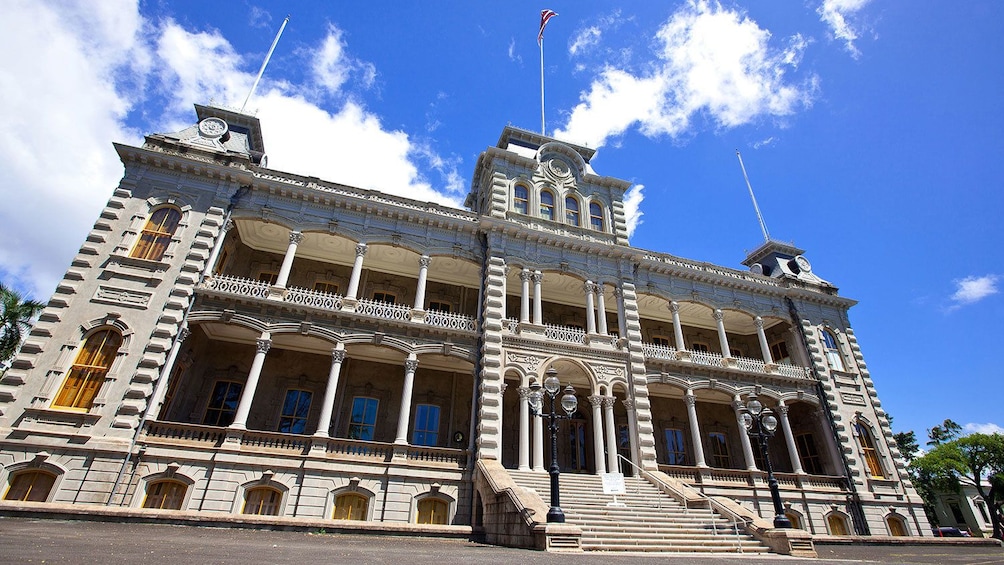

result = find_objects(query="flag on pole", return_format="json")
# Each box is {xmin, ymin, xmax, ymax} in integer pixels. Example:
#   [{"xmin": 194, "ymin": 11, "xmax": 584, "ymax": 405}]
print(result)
[{"xmin": 538, "ymin": 9, "xmax": 558, "ymax": 45}]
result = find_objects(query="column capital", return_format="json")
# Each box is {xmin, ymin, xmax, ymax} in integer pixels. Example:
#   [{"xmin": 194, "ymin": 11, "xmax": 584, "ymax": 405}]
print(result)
[
  {"xmin": 595, "ymin": 281, "xmax": 605, "ymax": 292},
  {"xmin": 519, "ymin": 268, "xmax": 532, "ymax": 282},
  {"xmin": 613, "ymin": 286, "xmax": 624, "ymax": 298},
  {"xmin": 501, "ymin": 382, "xmax": 509, "ymax": 394},
  {"xmin": 754, "ymin": 316, "xmax": 764, "ymax": 328},
  {"xmin": 404, "ymin": 359, "xmax": 419, "ymax": 372},
  {"xmin": 588, "ymin": 395, "xmax": 604, "ymax": 408},
  {"xmin": 684, "ymin": 392, "xmax": 697, "ymax": 407},
  {"xmin": 289, "ymin": 231, "xmax": 304, "ymax": 245},
  {"xmin": 732, "ymin": 397, "xmax": 745, "ymax": 412},
  {"xmin": 531, "ymin": 271, "xmax": 543, "ymax": 283},
  {"xmin": 355, "ymin": 243, "xmax": 368, "ymax": 257},
  {"xmin": 601, "ymin": 396, "xmax": 616, "ymax": 409},
  {"xmin": 621, "ymin": 398, "xmax": 635, "ymax": 411},
  {"xmin": 584, "ymin": 281, "xmax": 598, "ymax": 293},
  {"xmin": 177, "ymin": 327, "xmax": 191, "ymax": 343},
  {"xmin": 256, "ymin": 339, "xmax": 272, "ymax": 354},
  {"xmin": 713, "ymin": 309, "xmax": 724, "ymax": 321},
  {"xmin": 419, "ymin": 255, "xmax": 431, "ymax": 268},
  {"xmin": 518, "ymin": 385, "xmax": 531, "ymax": 399},
  {"xmin": 222, "ymin": 218, "xmax": 235, "ymax": 232},
  {"xmin": 669, "ymin": 301, "xmax": 680, "ymax": 313},
  {"xmin": 331, "ymin": 349, "xmax": 346, "ymax": 363},
  {"xmin": 776, "ymin": 404, "xmax": 790, "ymax": 416}
]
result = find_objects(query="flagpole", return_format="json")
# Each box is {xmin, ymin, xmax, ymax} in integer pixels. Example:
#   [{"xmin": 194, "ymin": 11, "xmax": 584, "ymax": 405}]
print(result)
[
  {"xmin": 736, "ymin": 150, "xmax": 772, "ymax": 243},
  {"xmin": 540, "ymin": 35, "xmax": 546, "ymax": 135},
  {"xmin": 241, "ymin": 15, "xmax": 290, "ymax": 113}
]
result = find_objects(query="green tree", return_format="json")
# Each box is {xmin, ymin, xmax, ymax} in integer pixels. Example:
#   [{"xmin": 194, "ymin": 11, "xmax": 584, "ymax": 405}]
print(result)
[
  {"xmin": 0, "ymin": 282, "xmax": 45, "ymax": 364},
  {"xmin": 912, "ymin": 433, "xmax": 1004, "ymax": 539},
  {"xmin": 927, "ymin": 419, "xmax": 962, "ymax": 447},
  {"xmin": 893, "ymin": 430, "xmax": 920, "ymax": 464}
]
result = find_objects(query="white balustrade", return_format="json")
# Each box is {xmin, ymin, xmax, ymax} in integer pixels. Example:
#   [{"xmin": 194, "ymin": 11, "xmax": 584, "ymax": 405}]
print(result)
[
  {"xmin": 642, "ymin": 342, "xmax": 677, "ymax": 360},
  {"xmin": 732, "ymin": 355, "xmax": 766, "ymax": 374},
  {"xmin": 285, "ymin": 286, "xmax": 343, "ymax": 311},
  {"xmin": 543, "ymin": 323, "xmax": 586, "ymax": 344},
  {"xmin": 204, "ymin": 274, "xmax": 270, "ymax": 299},
  {"xmin": 689, "ymin": 349, "xmax": 724, "ymax": 367},
  {"xmin": 773, "ymin": 363, "xmax": 811, "ymax": 379},
  {"xmin": 425, "ymin": 310, "xmax": 477, "ymax": 332},
  {"xmin": 355, "ymin": 297, "xmax": 412, "ymax": 321}
]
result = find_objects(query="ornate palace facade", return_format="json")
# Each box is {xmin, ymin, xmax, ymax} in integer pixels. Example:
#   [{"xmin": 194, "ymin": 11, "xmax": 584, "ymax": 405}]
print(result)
[{"xmin": 0, "ymin": 104, "xmax": 929, "ymax": 549}]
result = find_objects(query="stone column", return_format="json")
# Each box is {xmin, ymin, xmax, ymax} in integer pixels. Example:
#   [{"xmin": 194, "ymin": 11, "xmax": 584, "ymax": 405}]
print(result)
[
  {"xmin": 584, "ymin": 281, "xmax": 597, "ymax": 335},
  {"xmin": 603, "ymin": 396, "xmax": 619, "ymax": 473},
  {"xmin": 394, "ymin": 356, "xmax": 419, "ymax": 445},
  {"xmin": 204, "ymin": 218, "xmax": 233, "ymax": 277},
  {"xmin": 414, "ymin": 255, "xmax": 431, "ymax": 311},
  {"xmin": 596, "ymin": 283, "xmax": 608, "ymax": 335},
  {"xmin": 588, "ymin": 396, "xmax": 607, "ymax": 474},
  {"xmin": 733, "ymin": 395, "xmax": 758, "ymax": 471},
  {"xmin": 532, "ymin": 271, "xmax": 543, "ymax": 325},
  {"xmin": 713, "ymin": 309, "xmax": 732, "ymax": 358},
  {"xmin": 150, "ymin": 326, "xmax": 190, "ymax": 420},
  {"xmin": 778, "ymin": 402, "xmax": 804, "ymax": 474},
  {"xmin": 685, "ymin": 391, "xmax": 707, "ymax": 467},
  {"xmin": 755, "ymin": 316, "xmax": 774, "ymax": 364},
  {"xmin": 518, "ymin": 386, "xmax": 531, "ymax": 471},
  {"xmin": 313, "ymin": 347, "xmax": 346, "ymax": 437},
  {"xmin": 499, "ymin": 382, "xmax": 508, "ymax": 459},
  {"xmin": 345, "ymin": 243, "xmax": 368, "ymax": 300},
  {"xmin": 520, "ymin": 269, "xmax": 531, "ymax": 323},
  {"xmin": 614, "ymin": 286, "xmax": 627, "ymax": 339},
  {"xmin": 533, "ymin": 406, "xmax": 545, "ymax": 472},
  {"xmin": 275, "ymin": 231, "xmax": 303, "ymax": 289},
  {"xmin": 623, "ymin": 398, "xmax": 640, "ymax": 471},
  {"xmin": 230, "ymin": 333, "xmax": 271, "ymax": 430},
  {"xmin": 670, "ymin": 301, "xmax": 685, "ymax": 351}
]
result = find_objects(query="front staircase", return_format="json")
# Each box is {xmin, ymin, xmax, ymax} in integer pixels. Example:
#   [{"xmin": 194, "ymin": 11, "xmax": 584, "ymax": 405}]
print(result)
[{"xmin": 508, "ymin": 470, "xmax": 771, "ymax": 553}]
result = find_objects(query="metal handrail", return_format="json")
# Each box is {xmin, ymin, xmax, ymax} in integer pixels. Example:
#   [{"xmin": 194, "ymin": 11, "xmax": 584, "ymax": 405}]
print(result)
[{"xmin": 616, "ymin": 454, "xmax": 690, "ymax": 515}]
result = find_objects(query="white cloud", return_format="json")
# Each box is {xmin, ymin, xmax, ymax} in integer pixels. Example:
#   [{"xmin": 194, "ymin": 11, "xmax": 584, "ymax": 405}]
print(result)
[
  {"xmin": 507, "ymin": 37, "xmax": 522, "ymax": 64},
  {"xmin": 0, "ymin": 1, "xmax": 465, "ymax": 300},
  {"xmin": 622, "ymin": 184, "xmax": 645, "ymax": 238},
  {"xmin": 949, "ymin": 275, "xmax": 999, "ymax": 308},
  {"xmin": 963, "ymin": 422, "xmax": 1004, "ymax": 436},
  {"xmin": 0, "ymin": 0, "xmax": 148, "ymax": 298},
  {"xmin": 569, "ymin": 26, "xmax": 602, "ymax": 56},
  {"xmin": 817, "ymin": 0, "xmax": 871, "ymax": 58},
  {"xmin": 555, "ymin": 0, "xmax": 816, "ymax": 149}
]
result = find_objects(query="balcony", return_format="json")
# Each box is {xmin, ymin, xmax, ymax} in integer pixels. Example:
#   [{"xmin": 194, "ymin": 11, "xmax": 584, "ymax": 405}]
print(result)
[
  {"xmin": 143, "ymin": 421, "xmax": 468, "ymax": 468},
  {"xmin": 642, "ymin": 341, "xmax": 812, "ymax": 381},
  {"xmin": 199, "ymin": 274, "xmax": 477, "ymax": 333}
]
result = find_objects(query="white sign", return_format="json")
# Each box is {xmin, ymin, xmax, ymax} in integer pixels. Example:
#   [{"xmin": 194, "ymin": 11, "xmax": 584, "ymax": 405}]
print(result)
[{"xmin": 601, "ymin": 472, "xmax": 626, "ymax": 495}]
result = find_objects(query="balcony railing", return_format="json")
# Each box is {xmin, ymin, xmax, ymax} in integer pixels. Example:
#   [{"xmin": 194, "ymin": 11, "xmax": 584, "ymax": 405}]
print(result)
[
  {"xmin": 142, "ymin": 421, "xmax": 467, "ymax": 467},
  {"xmin": 199, "ymin": 275, "xmax": 475, "ymax": 332},
  {"xmin": 425, "ymin": 309, "xmax": 477, "ymax": 332},
  {"xmin": 642, "ymin": 342, "xmax": 812, "ymax": 380},
  {"xmin": 355, "ymin": 297, "xmax": 411, "ymax": 321},
  {"xmin": 544, "ymin": 323, "xmax": 586, "ymax": 344},
  {"xmin": 657, "ymin": 464, "xmax": 848, "ymax": 493}
]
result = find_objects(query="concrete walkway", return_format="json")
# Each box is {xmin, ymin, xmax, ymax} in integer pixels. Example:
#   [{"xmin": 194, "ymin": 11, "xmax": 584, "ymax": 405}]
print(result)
[{"xmin": 0, "ymin": 517, "xmax": 1002, "ymax": 565}]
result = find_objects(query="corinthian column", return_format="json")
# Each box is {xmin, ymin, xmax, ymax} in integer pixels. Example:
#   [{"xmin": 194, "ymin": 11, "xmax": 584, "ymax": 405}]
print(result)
[
  {"xmin": 275, "ymin": 231, "xmax": 303, "ymax": 289},
  {"xmin": 394, "ymin": 356, "xmax": 419, "ymax": 444},
  {"xmin": 230, "ymin": 333, "xmax": 271, "ymax": 430},
  {"xmin": 685, "ymin": 391, "xmax": 707, "ymax": 467},
  {"xmin": 588, "ymin": 396, "xmax": 607, "ymax": 474}
]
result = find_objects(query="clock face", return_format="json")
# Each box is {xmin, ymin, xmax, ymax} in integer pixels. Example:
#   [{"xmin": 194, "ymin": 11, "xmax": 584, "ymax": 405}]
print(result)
[
  {"xmin": 198, "ymin": 117, "xmax": 228, "ymax": 138},
  {"xmin": 794, "ymin": 255, "xmax": 812, "ymax": 272}
]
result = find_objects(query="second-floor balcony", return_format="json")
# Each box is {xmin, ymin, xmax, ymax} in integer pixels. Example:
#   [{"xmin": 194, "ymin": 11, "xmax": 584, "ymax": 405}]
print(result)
[{"xmin": 201, "ymin": 274, "xmax": 477, "ymax": 333}]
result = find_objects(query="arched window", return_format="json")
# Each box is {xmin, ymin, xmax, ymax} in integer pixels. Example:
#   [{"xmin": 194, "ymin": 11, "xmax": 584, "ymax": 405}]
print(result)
[
  {"xmin": 131, "ymin": 206, "xmax": 182, "ymax": 261},
  {"xmin": 143, "ymin": 479, "xmax": 187, "ymax": 510},
  {"xmin": 855, "ymin": 422, "xmax": 885, "ymax": 478},
  {"xmin": 3, "ymin": 470, "xmax": 56, "ymax": 502},
  {"xmin": 826, "ymin": 513, "xmax": 850, "ymax": 535},
  {"xmin": 243, "ymin": 486, "xmax": 282, "ymax": 516},
  {"xmin": 821, "ymin": 329, "xmax": 845, "ymax": 371},
  {"xmin": 416, "ymin": 497, "xmax": 449, "ymax": 524},
  {"xmin": 333, "ymin": 492, "xmax": 369, "ymax": 520},
  {"xmin": 589, "ymin": 202, "xmax": 604, "ymax": 231},
  {"xmin": 53, "ymin": 328, "xmax": 123, "ymax": 410},
  {"xmin": 513, "ymin": 185, "xmax": 529, "ymax": 215},
  {"xmin": 565, "ymin": 197, "xmax": 580, "ymax": 226},
  {"xmin": 886, "ymin": 514, "xmax": 908, "ymax": 536},
  {"xmin": 540, "ymin": 190, "xmax": 555, "ymax": 221}
]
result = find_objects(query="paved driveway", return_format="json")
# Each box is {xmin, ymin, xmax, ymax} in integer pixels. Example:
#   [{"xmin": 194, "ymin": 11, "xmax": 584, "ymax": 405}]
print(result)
[{"xmin": 0, "ymin": 518, "xmax": 1001, "ymax": 565}]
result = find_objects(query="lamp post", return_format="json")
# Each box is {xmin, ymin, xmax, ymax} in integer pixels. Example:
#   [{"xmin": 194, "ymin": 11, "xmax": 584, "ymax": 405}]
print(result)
[
  {"xmin": 740, "ymin": 394, "xmax": 792, "ymax": 529},
  {"xmin": 528, "ymin": 367, "xmax": 578, "ymax": 523}
]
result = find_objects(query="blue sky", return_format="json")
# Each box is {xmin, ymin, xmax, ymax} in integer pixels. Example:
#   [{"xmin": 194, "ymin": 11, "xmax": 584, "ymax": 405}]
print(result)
[{"xmin": 1, "ymin": 1, "xmax": 1001, "ymax": 444}]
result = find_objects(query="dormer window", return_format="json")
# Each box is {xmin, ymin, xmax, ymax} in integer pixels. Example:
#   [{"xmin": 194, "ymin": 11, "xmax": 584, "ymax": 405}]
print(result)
[
  {"xmin": 513, "ymin": 185, "xmax": 529, "ymax": 215},
  {"xmin": 565, "ymin": 197, "xmax": 580, "ymax": 226},
  {"xmin": 589, "ymin": 202, "xmax": 604, "ymax": 231},
  {"xmin": 540, "ymin": 189, "xmax": 555, "ymax": 221}
]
